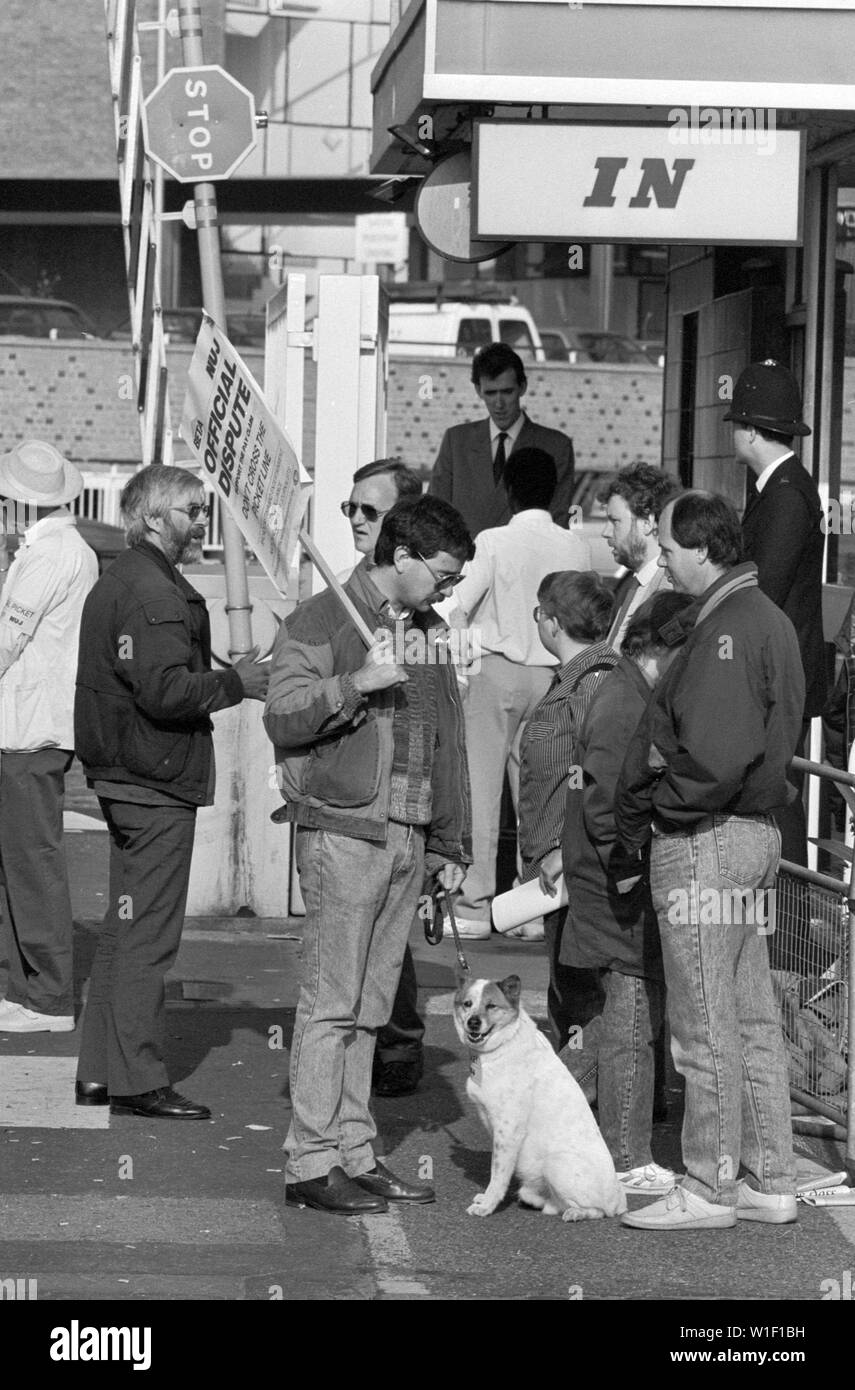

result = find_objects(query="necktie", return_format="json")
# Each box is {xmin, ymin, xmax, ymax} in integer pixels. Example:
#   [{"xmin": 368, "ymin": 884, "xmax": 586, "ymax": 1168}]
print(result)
[
  {"xmin": 493, "ymin": 432, "xmax": 508, "ymax": 485},
  {"xmin": 608, "ymin": 574, "xmax": 640, "ymax": 647}
]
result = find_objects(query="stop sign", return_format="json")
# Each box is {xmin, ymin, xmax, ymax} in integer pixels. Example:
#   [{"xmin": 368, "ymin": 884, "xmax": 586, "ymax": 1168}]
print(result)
[{"xmin": 143, "ymin": 65, "xmax": 257, "ymax": 182}]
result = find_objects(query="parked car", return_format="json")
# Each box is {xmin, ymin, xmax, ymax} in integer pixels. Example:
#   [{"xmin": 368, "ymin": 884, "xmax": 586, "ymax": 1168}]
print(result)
[
  {"xmin": 557, "ymin": 328, "xmax": 659, "ymax": 366},
  {"xmin": 539, "ymin": 328, "xmax": 573, "ymax": 362},
  {"xmin": 0, "ymin": 295, "xmax": 101, "ymax": 339},
  {"xmin": 108, "ymin": 307, "xmax": 265, "ymax": 348}
]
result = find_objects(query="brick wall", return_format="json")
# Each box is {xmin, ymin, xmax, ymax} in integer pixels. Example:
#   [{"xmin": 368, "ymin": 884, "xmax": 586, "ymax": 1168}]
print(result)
[
  {"xmin": 386, "ymin": 357, "xmax": 664, "ymax": 477},
  {"xmin": 5, "ymin": 337, "xmax": 855, "ymax": 489}
]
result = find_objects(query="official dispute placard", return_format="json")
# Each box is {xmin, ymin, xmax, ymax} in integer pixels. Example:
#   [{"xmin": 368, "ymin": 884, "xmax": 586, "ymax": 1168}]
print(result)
[{"xmin": 180, "ymin": 316, "xmax": 311, "ymax": 591}]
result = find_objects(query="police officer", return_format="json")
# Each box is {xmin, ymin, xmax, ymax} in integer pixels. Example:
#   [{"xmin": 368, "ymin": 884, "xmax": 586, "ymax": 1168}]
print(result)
[{"xmin": 726, "ymin": 360, "xmax": 828, "ymax": 970}]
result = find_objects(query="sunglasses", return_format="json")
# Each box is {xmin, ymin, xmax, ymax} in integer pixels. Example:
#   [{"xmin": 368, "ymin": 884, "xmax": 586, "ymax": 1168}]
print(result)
[
  {"xmin": 340, "ymin": 501, "xmax": 389, "ymax": 523},
  {"xmin": 171, "ymin": 503, "xmax": 212, "ymax": 521}
]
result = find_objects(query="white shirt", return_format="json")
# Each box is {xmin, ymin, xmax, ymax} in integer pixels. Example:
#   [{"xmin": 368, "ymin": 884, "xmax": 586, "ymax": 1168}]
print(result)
[
  {"xmin": 490, "ymin": 411, "xmax": 526, "ymax": 458},
  {"xmin": 754, "ymin": 451, "xmax": 794, "ymax": 494},
  {"xmin": 446, "ymin": 510, "xmax": 592, "ymax": 666},
  {"xmin": 608, "ymin": 553, "xmax": 672, "ymax": 651},
  {"xmin": 0, "ymin": 512, "xmax": 98, "ymax": 749}
]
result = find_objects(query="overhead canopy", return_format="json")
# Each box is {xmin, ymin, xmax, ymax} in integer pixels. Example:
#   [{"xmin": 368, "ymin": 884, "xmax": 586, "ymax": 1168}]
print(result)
[{"xmin": 372, "ymin": 0, "xmax": 855, "ymax": 174}]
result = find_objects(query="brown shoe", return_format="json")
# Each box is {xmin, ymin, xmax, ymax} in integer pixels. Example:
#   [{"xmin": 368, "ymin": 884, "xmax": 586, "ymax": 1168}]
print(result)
[{"xmin": 286, "ymin": 1165, "xmax": 388, "ymax": 1215}]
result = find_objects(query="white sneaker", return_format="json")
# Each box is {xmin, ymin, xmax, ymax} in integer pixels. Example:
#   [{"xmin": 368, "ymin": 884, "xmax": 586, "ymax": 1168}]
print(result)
[
  {"xmin": 0, "ymin": 1005, "xmax": 74, "ymax": 1033},
  {"xmin": 0, "ymin": 998, "xmax": 25, "ymax": 1022},
  {"xmin": 444, "ymin": 917, "xmax": 491, "ymax": 940},
  {"xmin": 617, "ymin": 1162, "xmax": 676, "ymax": 1195},
  {"xmin": 621, "ymin": 1184, "xmax": 736, "ymax": 1230},
  {"xmin": 736, "ymin": 1180, "xmax": 797, "ymax": 1224}
]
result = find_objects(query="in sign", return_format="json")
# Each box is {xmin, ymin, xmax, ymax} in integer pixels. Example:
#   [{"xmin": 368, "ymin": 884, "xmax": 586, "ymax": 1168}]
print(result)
[{"xmin": 143, "ymin": 65, "xmax": 257, "ymax": 183}]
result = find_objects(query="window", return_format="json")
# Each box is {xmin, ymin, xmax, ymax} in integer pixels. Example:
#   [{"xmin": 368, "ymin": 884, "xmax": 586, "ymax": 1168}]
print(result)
[{"xmin": 456, "ymin": 318, "xmax": 491, "ymax": 355}]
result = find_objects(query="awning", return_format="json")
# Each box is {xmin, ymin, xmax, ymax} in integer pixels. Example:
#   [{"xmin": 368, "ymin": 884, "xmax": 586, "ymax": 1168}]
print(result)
[{"xmin": 372, "ymin": 0, "xmax": 855, "ymax": 173}]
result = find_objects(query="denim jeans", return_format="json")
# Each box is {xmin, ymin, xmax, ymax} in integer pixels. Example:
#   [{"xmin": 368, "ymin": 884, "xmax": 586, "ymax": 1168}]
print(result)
[
  {"xmin": 650, "ymin": 813, "xmax": 796, "ymax": 1204},
  {"xmin": 598, "ymin": 972, "xmax": 665, "ymax": 1172},
  {"xmin": 285, "ymin": 823, "xmax": 424, "ymax": 1183}
]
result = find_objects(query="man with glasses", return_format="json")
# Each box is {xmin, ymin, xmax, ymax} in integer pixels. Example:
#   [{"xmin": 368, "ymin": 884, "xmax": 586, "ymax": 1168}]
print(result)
[
  {"xmin": 338, "ymin": 458, "xmax": 433, "ymax": 1099},
  {"xmin": 73, "ymin": 465, "xmax": 270, "ymax": 1119},
  {"xmin": 265, "ymin": 494, "xmax": 473, "ymax": 1214}
]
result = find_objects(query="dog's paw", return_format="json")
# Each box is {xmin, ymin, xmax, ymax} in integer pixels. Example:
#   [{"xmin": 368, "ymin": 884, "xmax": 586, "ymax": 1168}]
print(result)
[{"xmin": 467, "ymin": 1193, "xmax": 494, "ymax": 1217}]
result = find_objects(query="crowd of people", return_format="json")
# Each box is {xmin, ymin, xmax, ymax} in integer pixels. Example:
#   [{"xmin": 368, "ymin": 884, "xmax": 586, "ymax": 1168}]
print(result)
[{"xmin": 0, "ymin": 349, "xmax": 826, "ymax": 1227}]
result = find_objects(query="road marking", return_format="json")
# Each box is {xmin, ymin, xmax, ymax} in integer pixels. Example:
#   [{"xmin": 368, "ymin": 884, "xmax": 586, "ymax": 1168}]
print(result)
[
  {"xmin": 359, "ymin": 1209, "xmax": 431, "ymax": 1298},
  {"xmin": 1, "ymin": 1057, "xmax": 109, "ymax": 1129},
  {"xmin": 0, "ymin": 1194, "xmax": 283, "ymax": 1243}
]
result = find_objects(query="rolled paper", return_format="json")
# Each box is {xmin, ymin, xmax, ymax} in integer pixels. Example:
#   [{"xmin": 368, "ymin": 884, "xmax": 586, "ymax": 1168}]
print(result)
[{"xmin": 491, "ymin": 877, "xmax": 569, "ymax": 933}]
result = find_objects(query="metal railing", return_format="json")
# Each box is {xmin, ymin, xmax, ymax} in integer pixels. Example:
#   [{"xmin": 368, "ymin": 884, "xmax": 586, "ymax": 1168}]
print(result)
[{"xmin": 776, "ymin": 755, "xmax": 855, "ymax": 1171}]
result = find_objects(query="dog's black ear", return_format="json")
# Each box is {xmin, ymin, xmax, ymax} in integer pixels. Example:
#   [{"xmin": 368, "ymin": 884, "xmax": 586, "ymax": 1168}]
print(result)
[{"xmin": 498, "ymin": 974, "xmax": 521, "ymax": 1006}]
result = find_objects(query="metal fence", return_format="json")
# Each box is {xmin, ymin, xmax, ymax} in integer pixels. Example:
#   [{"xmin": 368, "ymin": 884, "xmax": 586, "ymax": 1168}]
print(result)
[{"xmin": 776, "ymin": 755, "xmax": 855, "ymax": 1171}]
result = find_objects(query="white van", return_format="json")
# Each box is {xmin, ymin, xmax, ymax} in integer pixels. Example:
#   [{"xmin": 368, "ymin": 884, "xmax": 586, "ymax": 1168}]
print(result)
[{"xmin": 387, "ymin": 298, "xmax": 545, "ymax": 362}]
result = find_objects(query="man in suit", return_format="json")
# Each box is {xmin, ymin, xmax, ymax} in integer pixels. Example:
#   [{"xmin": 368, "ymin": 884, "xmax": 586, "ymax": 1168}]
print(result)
[
  {"xmin": 599, "ymin": 463, "xmax": 682, "ymax": 649},
  {"xmin": 429, "ymin": 343, "xmax": 575, "ymax": 536},
  {"xmin": 726, "ymin": 360, "xmax": 828, "ymax": 971}
]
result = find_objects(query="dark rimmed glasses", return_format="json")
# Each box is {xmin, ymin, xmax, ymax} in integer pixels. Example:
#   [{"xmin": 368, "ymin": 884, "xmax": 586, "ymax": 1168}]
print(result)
[
  {"xmin": 340, "ymin": 500, "xmax": 389, "ymax": 523},
  {"xmin": 171, "ymin": 502, "xmax": 212, "ymax": 521}
]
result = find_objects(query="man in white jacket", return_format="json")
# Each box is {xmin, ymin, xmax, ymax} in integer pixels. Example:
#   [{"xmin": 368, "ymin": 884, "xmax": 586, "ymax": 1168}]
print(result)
[{"xmin": 0, "ymin": 441, "xmax": 98, "ymax": 1033}]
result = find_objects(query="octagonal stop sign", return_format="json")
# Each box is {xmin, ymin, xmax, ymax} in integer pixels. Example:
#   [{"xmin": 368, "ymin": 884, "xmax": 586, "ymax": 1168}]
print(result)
[{"xmin": 143, "ymin": 65, "xmax": 256, "ymax": 182}]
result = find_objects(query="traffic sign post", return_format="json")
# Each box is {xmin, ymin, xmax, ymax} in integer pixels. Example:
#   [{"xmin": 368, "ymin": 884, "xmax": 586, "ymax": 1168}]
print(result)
[
  {"xmin": 167, "ymin": 0, "xmax": 255, "ymax": 662},
  {"xmin": 142, "ymin": 63, "xmax": 257, "ymax": 182}
]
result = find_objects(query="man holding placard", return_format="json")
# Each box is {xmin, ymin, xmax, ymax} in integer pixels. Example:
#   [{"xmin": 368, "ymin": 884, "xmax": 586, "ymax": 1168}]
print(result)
[{"xmin": 265, "ymin": 495, "xmax": 474, "ymax": 1215}]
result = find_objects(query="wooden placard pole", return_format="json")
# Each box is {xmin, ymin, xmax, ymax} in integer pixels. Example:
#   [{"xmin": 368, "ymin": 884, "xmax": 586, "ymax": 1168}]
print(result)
[{"xmin": 298, "ymin": 528, "xmax": 375, "ymax": 649}]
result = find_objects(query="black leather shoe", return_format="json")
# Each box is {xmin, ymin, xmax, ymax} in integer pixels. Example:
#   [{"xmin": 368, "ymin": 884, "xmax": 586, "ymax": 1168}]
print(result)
[
  {"xmin": 353, "ymin": 1160, "xmax": 435, "ymax": 1204},
  {"xmin": 372, "ymin": 1057, "xmax": 423, "ymax": 1098},
  {"xmin": 75, "ymin": 1080, "xmax": 109, "ymax": 1106},
  {"xmin": 109, "ymin": 1087, "xmax": 211, "ymax": 1120},
  {"xmin": 286, "ymin": 1165, "xmax": 388, "ymax": 1215}
]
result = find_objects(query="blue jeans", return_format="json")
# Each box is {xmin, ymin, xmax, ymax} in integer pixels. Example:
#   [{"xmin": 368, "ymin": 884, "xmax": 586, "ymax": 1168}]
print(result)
[
  {"xmin": 650, "ymin": 813, "xmax": 796, "ymax": 1205},
  {"xmin": 285, "ymin": 823, "xmax": 424, "ymax": 1183},
  {"xmin": 559, "ymin": 968, "xmax": 663, "ymax": 1169},
  {"xmin": 598, "ymin": 971, "xmax": 665, "ymax": 1172}
]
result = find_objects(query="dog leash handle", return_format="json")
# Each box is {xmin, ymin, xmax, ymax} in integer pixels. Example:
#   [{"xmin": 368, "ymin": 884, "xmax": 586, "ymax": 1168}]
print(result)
[{"xmin": 442, "ymin": 887, "xmax": 470, "ymax": 975}]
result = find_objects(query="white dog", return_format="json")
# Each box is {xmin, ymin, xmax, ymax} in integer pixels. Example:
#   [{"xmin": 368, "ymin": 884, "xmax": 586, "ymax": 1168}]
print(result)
[{"xmin": 453, "ymin": 974, "xmax": 627, "ymax": 1220}]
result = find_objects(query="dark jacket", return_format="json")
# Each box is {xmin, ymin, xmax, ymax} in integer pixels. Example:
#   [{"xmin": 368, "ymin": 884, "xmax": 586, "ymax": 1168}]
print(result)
[
  {"xmin": 263, "ymin": 559, "xmax": 472, "ymax": 866},
  {"xmin": 517, "ymin": 641, "xmax": 618, "ymax": 869},
  {"xmin": 561, "ymin": 657, "xmax": 662, "ymax": 980},
  {"xmin": 742, "ymin": 453, "xmax": 828, "ymax": 717},
  {"xmin": 429, "ymin": 415, "xmax": 575, "ymax": 536},
  {"xmin": 75, "ymin": 542, "xmax": 244, "ymax": 804},
  {"xmin": 614, "ymin": 563, "xmax": 805, "ymax": 854}
]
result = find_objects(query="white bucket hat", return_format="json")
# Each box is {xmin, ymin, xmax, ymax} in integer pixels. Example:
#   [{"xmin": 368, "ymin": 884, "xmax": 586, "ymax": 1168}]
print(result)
[{"xmin": 0, "ymin": 440, "xmax": 84, "ymax": 506}]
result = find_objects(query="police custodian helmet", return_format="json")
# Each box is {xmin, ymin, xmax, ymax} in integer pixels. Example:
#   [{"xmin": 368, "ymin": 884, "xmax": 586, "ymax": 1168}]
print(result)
[{"xmin": 723, "ymin": 359, "xmax": 811, "ymax": 437}]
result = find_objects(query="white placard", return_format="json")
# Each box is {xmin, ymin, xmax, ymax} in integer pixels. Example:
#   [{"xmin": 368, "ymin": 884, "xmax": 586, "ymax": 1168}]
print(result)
[
  {"xmin": 180, "ymin": 316, "xmax": 312, "ymax": 592},
  {"xmin": 475, "ymin": 121, "xmax": 804, "ymax": 245},
  {"xmin": 354, "ymin": 212, "xmax": 409, "ymax": 265}
]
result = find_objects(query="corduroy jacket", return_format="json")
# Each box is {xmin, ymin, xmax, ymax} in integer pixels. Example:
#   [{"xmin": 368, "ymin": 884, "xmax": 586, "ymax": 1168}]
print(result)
[{"xmin": 264, "ymin": 559, "xmax": 472, "ymax": 868}]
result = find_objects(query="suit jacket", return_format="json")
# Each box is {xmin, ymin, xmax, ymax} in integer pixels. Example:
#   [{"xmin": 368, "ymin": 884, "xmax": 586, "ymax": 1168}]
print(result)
[
  {"xmin": 741, "ymin": 453, "xmax": 827, "ymax": 717},
  {"xmin": 429, "ymin": 415, "xmax": 575, "ymax": 537}
]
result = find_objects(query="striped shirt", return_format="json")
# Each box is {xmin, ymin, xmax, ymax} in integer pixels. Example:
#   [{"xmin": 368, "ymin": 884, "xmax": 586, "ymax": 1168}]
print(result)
[{"xmin": 517, "ymin": 641, "xmax": 619, "ymax": 869}]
